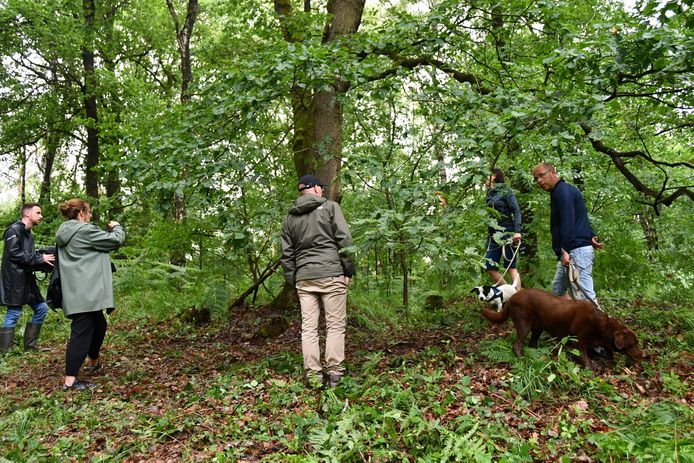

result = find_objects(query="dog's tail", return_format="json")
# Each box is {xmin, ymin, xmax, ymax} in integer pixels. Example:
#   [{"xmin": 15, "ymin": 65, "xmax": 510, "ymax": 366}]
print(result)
[{"xmin": 481, "ymin": 305, "xmax": 510, "ymax": 324}]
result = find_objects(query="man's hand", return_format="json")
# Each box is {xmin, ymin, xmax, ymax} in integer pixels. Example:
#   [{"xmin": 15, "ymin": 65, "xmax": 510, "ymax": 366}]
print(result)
[
  {"xmin": 561, "ymin": 251, "xmax": 570, "ymax": 267},
  {"xmin": 344, "ymin": 276, "xmax": 351, "ymax": 286},
  {"xmin": 592, "ymin": 236, "xmax": 605, "ymax": 250},
  {"xmin": 512, "ymin": 233, "xmax": 521, "ymax": 243},
  {"xmin": 42, "ymin": 253, "xmax": 55, "ymax": 266},
  {"xmin": 107, "ymin": 221, "xmax": 120, "ymax": 231}
]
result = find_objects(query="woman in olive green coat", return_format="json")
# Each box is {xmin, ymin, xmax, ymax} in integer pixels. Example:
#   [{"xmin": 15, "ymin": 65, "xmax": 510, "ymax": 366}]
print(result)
[{"xmin": 56, "ymin": 199, "xmax": 125, "ymax": 391}]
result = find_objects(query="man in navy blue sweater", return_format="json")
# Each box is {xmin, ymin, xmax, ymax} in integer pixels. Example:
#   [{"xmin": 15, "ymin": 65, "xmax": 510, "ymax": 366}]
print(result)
[{"xmin": 533, "ymin": 163, "xmax": 604, "ymax": 305}]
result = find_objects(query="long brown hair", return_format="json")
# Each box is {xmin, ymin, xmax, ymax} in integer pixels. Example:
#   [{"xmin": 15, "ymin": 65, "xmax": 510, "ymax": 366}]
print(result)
[
  {"xmin": 491, "ymin": 168, "xmax": 505, "ymax": 183},
  {"xmin": 59, "ymin": 199, "xmax": 90, "ymax": 220}
]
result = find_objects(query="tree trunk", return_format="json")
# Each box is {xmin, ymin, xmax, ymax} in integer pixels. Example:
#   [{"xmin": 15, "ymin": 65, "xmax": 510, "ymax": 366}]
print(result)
[
  {"xmin": 637, "ymin": 206, "xmax": 659, "ymax": 253},
  {"xmin": 39, "ymin": 62, "xmax": 62, "ymax": 206},
  {"xmin": 507, "ymin": 142, "xmax": 538, "ymax": 284},
  {"xmin": 166, "ymin": 0, "xmax": 198, "ymax": 267},
  {"xmin": 276, "ymin": 0, "xmax": 365, "ymax": 202},
  {"xmin": 18, "ymin": 147, "xmax": 27, "ymax": 204},
  {"xmin": 400, "ymin": 251, "xmax": 408, "ymax": 308},
  {"xmin": 39, "ymin": 128, "xmax": 60, "ymax": 205},
  {"xmin": 102, "ymin": 5, "xmax": 123, "ymax": 214},
  {"xmin": 268, "ymin": 283, "xmax": 300, "ymax": 312},
  {"xmin": 82, "ymin": 0, "xmax": 99, "ymax": 200},
  {"xmin": 166, "ymin": 0, "xmax": 198, "ymax": 104},
  {"xmin": 289, "ymin": 87, "xmax": 346, "ymax": 202}
]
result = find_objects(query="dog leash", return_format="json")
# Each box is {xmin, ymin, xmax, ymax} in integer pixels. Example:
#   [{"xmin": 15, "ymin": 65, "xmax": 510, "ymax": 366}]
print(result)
[
  {"xmin": 568, "ymin": 261, "xmax": 602, "ymax": 311},
  {"xmin": 493, "ymin": 241, "xmax": 521, "ymax": 286}
]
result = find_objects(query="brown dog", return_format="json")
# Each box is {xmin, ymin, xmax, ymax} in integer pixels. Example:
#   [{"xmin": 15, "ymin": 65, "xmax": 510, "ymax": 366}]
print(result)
[{"xmin": 481, "ymin": 288, "xmax": 646, "ymax": 370}]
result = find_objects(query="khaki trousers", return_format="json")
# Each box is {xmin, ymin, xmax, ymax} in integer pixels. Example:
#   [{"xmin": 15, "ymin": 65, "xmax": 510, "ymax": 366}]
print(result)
[{"xmin": 296, "ymin": 276, "xmax": 348, "ymax": 376}]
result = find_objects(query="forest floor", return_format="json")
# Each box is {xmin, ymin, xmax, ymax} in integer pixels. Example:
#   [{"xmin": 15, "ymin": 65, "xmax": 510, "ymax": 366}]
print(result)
[{"xmin": 1, "ymin": 296, "xmax": 692, "ymax": 462}]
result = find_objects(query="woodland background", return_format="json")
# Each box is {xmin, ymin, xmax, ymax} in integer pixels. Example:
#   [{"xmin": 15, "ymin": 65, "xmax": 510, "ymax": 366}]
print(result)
[{"xmin": 0, "ymin": 0, "xmax": 692, "ymax": 461}]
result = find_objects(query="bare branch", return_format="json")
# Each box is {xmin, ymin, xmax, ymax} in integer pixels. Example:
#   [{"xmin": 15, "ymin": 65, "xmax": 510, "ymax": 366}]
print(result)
[{"xmin": 656, "ymin": 121, "xmax": 694, "ymax": 135}]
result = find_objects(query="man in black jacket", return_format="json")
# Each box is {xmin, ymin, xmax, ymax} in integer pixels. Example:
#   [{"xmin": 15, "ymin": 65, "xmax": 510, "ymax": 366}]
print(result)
[
  {"xmin": 0, "ymin": 203, "xmax": 55, "ymax": 353},
  {"xmin": 533, "ymin": 163, "xmax": 604, "ymax": 305}
]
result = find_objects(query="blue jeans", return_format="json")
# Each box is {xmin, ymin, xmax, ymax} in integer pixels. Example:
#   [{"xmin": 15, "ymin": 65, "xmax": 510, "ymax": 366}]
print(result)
[
  {"xmin": 2, "ymin": 302, "xmax": 49, "ymax": 328},
  {"xmin": 551, "ymin": 246, "xmax": 597, "ymax": 302}
]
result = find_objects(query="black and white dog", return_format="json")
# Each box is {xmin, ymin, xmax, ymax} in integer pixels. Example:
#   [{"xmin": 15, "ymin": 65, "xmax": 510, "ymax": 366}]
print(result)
[{"xmin": 470, "ymin": 276, "xmax": 520, "ymax": 311}]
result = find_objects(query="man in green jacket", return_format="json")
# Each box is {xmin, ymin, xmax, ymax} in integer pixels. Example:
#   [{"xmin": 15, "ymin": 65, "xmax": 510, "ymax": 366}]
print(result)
[{"xmin": 280, "ymin": 174, "xmax": 355, "ymax": 388}]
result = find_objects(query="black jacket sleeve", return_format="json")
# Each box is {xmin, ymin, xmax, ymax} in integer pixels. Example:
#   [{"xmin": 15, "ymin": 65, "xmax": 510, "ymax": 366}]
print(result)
[{"xmin": 6, "ymin": 226, "xmax": 45, "ymax": 270}]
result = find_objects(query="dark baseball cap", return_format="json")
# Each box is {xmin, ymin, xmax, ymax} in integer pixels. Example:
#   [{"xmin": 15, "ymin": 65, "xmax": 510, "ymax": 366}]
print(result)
[{"xmin": 298, "ymin": 174, "xmax": 325, "ymax": 191}]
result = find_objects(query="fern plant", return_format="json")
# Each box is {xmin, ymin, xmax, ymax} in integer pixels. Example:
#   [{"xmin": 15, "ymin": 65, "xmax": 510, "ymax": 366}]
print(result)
[
  {"xmin": 440, "ymin": 424, "xmax": 492, "ymax": 462},
  {"xmin": 478, "ymin": 338, "xmax": 517, "ymax": 363}
]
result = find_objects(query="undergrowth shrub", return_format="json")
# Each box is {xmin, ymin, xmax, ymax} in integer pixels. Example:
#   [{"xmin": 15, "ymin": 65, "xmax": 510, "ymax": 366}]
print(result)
[
  {"xmin": 502, "ymin": 338, "xmax": 597, "ymax": 403},
  {"xmin": 114, "ymin": 258, "xmax": 234, "ymax": 321}
]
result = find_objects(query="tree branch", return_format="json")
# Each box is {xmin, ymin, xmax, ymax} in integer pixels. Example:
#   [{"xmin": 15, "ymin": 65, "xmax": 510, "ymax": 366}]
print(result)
[
  {"xmin": 580, "ymin": 123, "xmax": 693, "ymax": 211},
  {"xmin": 228, "ymin": 259, "xmax": 282, "ymax": 309},
  {"xmin": 365, "ymin": 50, "xmax": 492, "ymax": 95}
]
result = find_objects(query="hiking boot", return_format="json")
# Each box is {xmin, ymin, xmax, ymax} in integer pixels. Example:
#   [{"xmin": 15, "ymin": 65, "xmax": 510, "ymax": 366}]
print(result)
[
  {"xmin": 327, "ymin": 372, "xmax": 342, "ymax": 388},
  {"xmin": 62, "ymin": 380, "xmax": 97, "ymax": 392},
  {"xmin": 23, "ymin": 323, "xmax": 42, "ymax": 352},
  {"xmin": 0, "ymin": 327, "xmax": 14, "ymax": 354}
]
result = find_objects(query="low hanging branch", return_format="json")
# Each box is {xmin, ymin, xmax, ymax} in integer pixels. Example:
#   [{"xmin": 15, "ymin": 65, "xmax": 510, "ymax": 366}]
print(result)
[
  {"xmin": 228, "ymin": 259, "xmax": 282, "ymax": 310},
  {"xmin": 580, "ymin": 123, "xmax": 694, "ymax": 212}
]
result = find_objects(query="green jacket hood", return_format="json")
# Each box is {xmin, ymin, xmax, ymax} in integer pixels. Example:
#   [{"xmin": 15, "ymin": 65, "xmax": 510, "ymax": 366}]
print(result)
[
  {"xmin": 55, "ymin": 220, "xmax": 88, "ymax": 247},
  {"xmin": 289, "ymin": 195, "xmax": 327, "ymax": 216}
]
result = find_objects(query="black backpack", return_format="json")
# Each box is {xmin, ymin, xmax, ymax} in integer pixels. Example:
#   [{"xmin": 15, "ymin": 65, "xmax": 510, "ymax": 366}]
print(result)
[{"xmin": 46, "ymin": 247, "xmax": 62, "ymax": 310}]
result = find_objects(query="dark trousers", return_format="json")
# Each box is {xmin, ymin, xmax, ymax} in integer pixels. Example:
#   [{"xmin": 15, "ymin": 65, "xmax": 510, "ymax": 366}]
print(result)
[{"xmin": 65, "ymin": 311, "xmax": 107, "ymax": 376}]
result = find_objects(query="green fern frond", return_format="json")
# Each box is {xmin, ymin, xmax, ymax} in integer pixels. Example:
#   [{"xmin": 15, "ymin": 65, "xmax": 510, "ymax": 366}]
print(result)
[
  {"xmin": 478, "ymin": 339, "xmax": 516, "ymax": 363},
  {"xmin": 441, "ymin": 424, "xmax": 493, "ymax": 462}
]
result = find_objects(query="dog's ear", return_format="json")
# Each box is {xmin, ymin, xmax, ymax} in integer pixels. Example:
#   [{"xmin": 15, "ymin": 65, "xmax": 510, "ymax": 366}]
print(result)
[
  {"xmin": 470, "ymin": 288, "xmax": 478, "ymax": 295},
  {"xmin": 614, "ymin": 331, "xmax": 627, "ymax": 350}
]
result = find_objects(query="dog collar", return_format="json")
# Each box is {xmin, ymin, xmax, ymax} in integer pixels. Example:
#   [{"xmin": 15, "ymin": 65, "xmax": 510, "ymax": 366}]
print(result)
[{"xmin": 490, "ymin": 287, "xmax": 503, "ymax": 300}]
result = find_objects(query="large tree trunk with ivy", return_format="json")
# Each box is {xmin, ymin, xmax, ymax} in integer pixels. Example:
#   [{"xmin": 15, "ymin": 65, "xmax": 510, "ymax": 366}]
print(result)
[
  {"xmin": 289, "ymin": 86, "xmax": 346, "ymax": 202},
  {"xmin": 268, "ymin": 0, "xmax": 365, "ymax": 314},
  {"xmin": 276, "ymin": 0, "xmax": 365, "ymax": 202}
]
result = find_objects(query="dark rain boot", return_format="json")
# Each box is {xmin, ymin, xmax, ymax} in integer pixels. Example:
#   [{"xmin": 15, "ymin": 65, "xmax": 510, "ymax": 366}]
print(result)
[
  {"xmin": 327, "ymin": 372, "xmax": 343, "ymax": 388},
  {"xmin": 0, "ymin": 327, "xmax": 14, "ymax": 354},
  {"xmin": 23, "ymin": 323, "xmax": 42, "ymax": 352}
]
